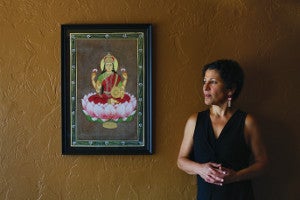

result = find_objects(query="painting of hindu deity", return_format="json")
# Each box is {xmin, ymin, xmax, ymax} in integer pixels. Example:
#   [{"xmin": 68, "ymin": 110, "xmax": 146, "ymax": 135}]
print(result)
[
  {"xmin": 81, "ymin": 52, "xmax": 137, "ymax": 129},
  {"xmin": 61, "ymin": 24, "xmax": 152, "ymax": 154}
]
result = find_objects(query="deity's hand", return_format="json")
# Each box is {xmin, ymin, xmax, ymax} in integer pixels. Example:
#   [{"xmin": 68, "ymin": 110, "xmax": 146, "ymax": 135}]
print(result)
[
  {"xmin": 91, "ymin": 69, "xmax": 100, "ymax": 93},
  {"xmin": 121, "ymin": 68, "xmax": 128, "ymax": 80},
  {"xmin": 122, "ymin": 72, "xmax": 128, "ymax": 80},
  {"xmin": 91, "ymin": 69, "xmax": 98, "ymax": 80},
  {"xmin": 91, "ymin": 73, "xmax": 97, "ymax": 80}
]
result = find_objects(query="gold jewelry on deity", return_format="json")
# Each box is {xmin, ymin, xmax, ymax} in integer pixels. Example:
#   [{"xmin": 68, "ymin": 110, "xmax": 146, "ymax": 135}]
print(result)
[{"xmin": 100, "ymin": 53, "xmax": 119, "ymax": 71}]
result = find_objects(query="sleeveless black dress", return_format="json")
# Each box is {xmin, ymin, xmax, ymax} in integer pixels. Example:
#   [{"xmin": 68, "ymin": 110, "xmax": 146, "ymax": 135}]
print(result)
[{"xmin": 193, "ymin": 109, "xmax": 254, "ymax": 200}]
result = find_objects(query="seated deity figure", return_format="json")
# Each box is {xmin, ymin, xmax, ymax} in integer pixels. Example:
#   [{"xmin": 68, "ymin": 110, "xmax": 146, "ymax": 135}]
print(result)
[
  {"xmin": 89, "ymin": 53, "xmax": 130, "ymax": 104},
  {"xmin": 81, "ymin": 53, "xmax": 137, "ymax": 129}
]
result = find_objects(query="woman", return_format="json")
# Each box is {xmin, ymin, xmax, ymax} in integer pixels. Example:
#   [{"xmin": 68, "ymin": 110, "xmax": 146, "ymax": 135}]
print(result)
[{"xmin": 177, "ymin": 60, "xmax": 268, "ymax": 200}]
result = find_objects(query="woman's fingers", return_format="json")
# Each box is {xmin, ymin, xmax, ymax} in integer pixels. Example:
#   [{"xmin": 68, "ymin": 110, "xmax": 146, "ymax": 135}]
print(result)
[
  {"xmin": 204, "ymin": 174, "xmax": 224, "ymax": 185},
  {"xmin": 201, "ymin": 164, "xmax": 225, "ymax": 185}
]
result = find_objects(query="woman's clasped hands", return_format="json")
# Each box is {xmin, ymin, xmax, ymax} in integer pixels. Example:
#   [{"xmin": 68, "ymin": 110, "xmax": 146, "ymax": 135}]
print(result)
[{"xmin": 198, "ymin": 162, "xmax": 237, "ymax": 186}]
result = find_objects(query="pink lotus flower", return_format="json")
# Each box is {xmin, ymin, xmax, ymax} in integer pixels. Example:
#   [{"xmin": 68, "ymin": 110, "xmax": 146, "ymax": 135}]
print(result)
[{"xmin": 81, "ymin": 92, "xmax": 137, "ymax": 122}]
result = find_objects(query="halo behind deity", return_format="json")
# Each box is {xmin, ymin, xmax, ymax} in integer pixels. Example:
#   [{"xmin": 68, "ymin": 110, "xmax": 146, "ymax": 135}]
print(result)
[{"xmin": 100, "ymin": 53, "xmax": 119, "ymax": 72}]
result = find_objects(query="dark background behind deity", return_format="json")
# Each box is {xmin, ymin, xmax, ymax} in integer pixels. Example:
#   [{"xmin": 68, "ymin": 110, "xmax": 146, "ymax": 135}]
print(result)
[{"xmin": 76, "ymin": 39, "xmax": 138, "ymax": 140}]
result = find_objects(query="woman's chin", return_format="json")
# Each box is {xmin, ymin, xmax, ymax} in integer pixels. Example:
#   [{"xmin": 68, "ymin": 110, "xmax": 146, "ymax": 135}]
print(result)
[{"xmin": 204, "ymin": 100, "xmax": 212, "ymax": 106}]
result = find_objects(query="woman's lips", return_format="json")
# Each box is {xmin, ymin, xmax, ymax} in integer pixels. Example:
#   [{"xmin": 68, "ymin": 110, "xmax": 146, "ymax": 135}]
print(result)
[{"xmin": 204, "ymin": 94, "xmax": 211, "ymax": 98}]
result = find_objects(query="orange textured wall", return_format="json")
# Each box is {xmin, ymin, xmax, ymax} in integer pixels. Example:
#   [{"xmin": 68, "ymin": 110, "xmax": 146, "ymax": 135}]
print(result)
[{"xmin": 0, "ymin": 0, "xmax": 299, "ymax": 199}]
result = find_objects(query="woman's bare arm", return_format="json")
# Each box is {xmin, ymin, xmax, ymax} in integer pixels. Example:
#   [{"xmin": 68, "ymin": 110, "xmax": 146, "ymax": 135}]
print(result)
[
  {"xmin": 177, "ymin": 113, "xmax": 201, "ymax": 175},
  {"xmin": 177, "ymin": 113, "xmax": 224, "ymax": 185}
]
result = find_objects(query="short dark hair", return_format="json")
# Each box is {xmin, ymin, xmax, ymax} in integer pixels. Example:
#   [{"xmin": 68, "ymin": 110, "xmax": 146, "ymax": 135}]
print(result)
[{"xmin": 202, "ymin": 59, "xmax": 244, "ymax": 100}]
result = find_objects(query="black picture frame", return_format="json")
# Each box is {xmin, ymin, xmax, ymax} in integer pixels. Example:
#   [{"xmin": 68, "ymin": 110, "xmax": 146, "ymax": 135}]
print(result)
[{"xmin": 61, "ymin": 24, "xmax": 152, "ymax": 155}]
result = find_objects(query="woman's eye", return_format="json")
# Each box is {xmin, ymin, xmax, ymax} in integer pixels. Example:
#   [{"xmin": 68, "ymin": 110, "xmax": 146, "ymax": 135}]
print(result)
[{"xmin": 203, "ymin": 79, "xmax": 217, "ymax": 84}]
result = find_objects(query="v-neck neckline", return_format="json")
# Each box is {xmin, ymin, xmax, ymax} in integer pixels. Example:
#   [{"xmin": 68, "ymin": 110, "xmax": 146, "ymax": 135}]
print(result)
[{"xmin": 208, "ymin": 109, "xmax": 240, "ymax": 140}]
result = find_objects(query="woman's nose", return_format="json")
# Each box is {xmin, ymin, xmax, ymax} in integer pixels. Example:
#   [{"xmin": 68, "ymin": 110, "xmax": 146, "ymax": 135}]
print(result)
[{"xmin": 203, "ymin": 83, "xmax": 209, "ymax": 91}]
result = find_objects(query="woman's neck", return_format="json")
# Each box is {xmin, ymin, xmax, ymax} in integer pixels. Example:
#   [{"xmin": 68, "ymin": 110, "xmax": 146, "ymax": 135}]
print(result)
[{"xmin": 210, "ymin": 105, "xmax": 236, "ymax": 117}]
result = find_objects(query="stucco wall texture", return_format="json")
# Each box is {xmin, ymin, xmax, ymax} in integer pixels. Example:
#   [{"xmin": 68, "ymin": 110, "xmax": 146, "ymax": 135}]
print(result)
[{"xmin": 0, "ymin": 0, "xmax": 299, "ymax": 199}]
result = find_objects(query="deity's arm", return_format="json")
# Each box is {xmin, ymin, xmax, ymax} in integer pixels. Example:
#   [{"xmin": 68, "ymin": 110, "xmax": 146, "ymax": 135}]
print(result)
[
  {"xmin": 91, "ymin": 72, "xmax": 101, "ymax": 93},
  {"xmin": 121, "ymin": 72, "xmax": 128, "ymax": 90}
]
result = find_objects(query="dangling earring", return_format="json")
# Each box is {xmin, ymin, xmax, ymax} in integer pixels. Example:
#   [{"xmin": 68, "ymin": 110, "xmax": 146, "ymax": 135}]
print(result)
[{"xmin": 228, "ymin": 96, "xmax": 232, "ymax": 108}]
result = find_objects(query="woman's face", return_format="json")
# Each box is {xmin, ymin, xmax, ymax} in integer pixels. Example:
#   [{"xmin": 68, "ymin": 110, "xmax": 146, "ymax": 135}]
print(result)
[
  {"xmin": 105, "ymin": 63, "xmax": 113, "ymax": 72},
  {"xmin": 203, "ymin": 69, "xmax": 229, "ymax": 106}
]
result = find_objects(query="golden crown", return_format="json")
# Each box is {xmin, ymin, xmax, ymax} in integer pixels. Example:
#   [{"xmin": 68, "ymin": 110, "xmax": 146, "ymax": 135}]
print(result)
[{"xmin": 103, "ymin": 53, "xmax": 115, "ymax": 63}]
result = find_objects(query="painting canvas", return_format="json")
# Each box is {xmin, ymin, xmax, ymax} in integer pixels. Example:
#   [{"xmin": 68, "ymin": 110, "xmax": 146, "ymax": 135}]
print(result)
[{"xmin": 61, "ymin": 24, "xmax": 152, "ymax": 154}]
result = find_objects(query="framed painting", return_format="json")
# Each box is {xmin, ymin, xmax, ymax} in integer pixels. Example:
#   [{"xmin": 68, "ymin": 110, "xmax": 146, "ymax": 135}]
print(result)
[{"xmin": 61, "ymin": 24, "xmax": 152, "ymax": 155}]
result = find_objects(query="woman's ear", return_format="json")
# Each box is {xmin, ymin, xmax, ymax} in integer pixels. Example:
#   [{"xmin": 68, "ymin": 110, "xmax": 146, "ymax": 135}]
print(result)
[{"xmin": 227, "ymin": 88, "xmax": 236, "ymax": 97}]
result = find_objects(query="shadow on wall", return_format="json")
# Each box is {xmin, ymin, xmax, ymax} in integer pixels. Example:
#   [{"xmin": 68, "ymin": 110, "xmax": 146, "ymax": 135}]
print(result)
[
  {"xmin": 239, "ymin": 44, "xmax": 300, "ymax": 199},
  {"xmin": 235, "ymin": 6, "xmax": 300, "ymax": 195},
  {"xmin": 253, "ymin": 115, "xmax": 298, "ymax": 200}
]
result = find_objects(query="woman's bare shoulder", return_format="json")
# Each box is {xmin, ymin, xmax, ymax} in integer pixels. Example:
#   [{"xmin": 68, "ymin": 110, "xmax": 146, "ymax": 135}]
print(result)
[
  {"xmin": 182, "ymin": 113, "xmax": 198, "ymax": 135},
  {"xmin": 245, "ymin": 113, "xmax": 258, "ymax": 127},
  {"xmin": 186, "ymin": 112, "xmax": 198, "ymax": 124}
]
